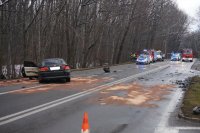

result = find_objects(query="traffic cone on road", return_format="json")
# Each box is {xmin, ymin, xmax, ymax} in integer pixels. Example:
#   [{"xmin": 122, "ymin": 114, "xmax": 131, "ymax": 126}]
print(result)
[{"xmin": 81, "ymin": 112, "xmax": 90, "ymax": 133}]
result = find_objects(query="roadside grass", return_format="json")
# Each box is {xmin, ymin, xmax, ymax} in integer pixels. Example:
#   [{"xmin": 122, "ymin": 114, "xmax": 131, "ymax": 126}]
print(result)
[{"xmin": 182, "ymin": 76, "xmax": 200, "ymax": 119}]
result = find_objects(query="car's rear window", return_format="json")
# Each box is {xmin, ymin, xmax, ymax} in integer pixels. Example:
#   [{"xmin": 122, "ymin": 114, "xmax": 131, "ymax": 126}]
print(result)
[
  {"xmin": 157, "ymin": 51, "xmax": 162, "ymax": 55},
  {"xmin": 42, "ymin": 59, "xmax": 66, "ymax": 66},
  {"xmin": 172, "ymin": 53, "xmax": 179, "ymax": 56},
  {"xmin": 139, "ymin": 54, "xmax": 147, "ymax": 58}
]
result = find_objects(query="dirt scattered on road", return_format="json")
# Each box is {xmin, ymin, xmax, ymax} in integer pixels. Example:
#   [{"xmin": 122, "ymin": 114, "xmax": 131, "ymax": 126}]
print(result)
[
  {"xmin": 12, "ymin": 76, "xmax": 113, "ymax": 94},
  {"xmin": 0, "ymin": 79, "xmax": 37, "ymax": 87},
  {"xmin": 72, "ymin": 77, "xmax": 99, "ymax": 84},
  {"xmin": 13, "ymin": 84, "xmax": 62, "ymax": 94},
  {"xmin": 97, "ymin": 83, "xmax": 175, "ymax": 107}
]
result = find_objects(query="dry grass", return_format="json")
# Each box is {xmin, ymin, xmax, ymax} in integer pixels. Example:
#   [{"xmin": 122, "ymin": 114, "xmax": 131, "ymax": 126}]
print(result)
[{"xmin": 182, "ymin": 76, "xmax": 200, "ymax": 119}]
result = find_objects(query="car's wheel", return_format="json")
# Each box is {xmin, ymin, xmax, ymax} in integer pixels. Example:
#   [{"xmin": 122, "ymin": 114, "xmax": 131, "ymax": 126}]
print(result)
[
  {"xmin": 190, "ymin": 60, "xmax": 193, "ymax": 62},
  {"xmin": 61, "ymin": 78, "xmax": 67, "ymax": 83},
  {"xmin": 66, "ymin": 78, "xmax": 71, "ymax": 82},
  {"xmin": 39, "ymin": 79, "xmax": 44, "ymax": 83},
  {"xmin": 21, "ymin": 67, "xmax": 26, "ymax": 77},
  {"xmin": 29, "ymin": 77, "xmax": 33, "ymax": 80}
]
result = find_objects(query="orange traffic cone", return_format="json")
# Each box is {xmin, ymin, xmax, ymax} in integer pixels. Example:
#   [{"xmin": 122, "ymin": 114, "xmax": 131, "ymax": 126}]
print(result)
[{"xmin": 81, "ymin": 112, "xmax": 90, "ymax": 133}]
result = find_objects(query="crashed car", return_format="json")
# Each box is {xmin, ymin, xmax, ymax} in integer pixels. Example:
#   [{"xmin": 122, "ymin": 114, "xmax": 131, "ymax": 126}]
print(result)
[
  {"xmin": 136, "ymin": 54, "xmax": 151, "ymax": 65},
  {"xmin": 171, "ymin": 53, "xmax": 181, "ymax": 61},
  {"xmin": 21, "ymin": 61, "xmax": 39, "ymax": 79},
  {"xmin": 38, "ymin": 58, "xmax": 71, "ymax": 83},
  {"xmin": 156, "ymin": 50, "xmax": 164, "ymax": 61},
  {"xmin": 22, "ymin": 58, "xmax": 71, "ymax": 83}
]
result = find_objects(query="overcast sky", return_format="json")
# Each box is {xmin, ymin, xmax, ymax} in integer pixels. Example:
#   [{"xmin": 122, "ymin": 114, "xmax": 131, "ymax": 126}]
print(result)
[{"xmin": 174, "ymin": 0, "xmax": 200, "ymax": 31}]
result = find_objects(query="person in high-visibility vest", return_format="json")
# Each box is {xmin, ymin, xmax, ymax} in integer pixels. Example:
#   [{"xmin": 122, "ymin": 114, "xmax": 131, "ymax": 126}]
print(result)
[{"xmin": 131, "ymin": 53, "xmax": 137, "ymax": 61}]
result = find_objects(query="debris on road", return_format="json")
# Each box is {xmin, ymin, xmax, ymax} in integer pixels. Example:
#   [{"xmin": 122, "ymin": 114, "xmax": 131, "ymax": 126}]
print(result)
[
  {"xmin": 181, "ymin": 76, "xmax": 200, "ymax": 120},
  {"xmin": 0, "ymin": 78, "xmax": 37, "ymax": 87},
  {"xmin": 94, "ymin": 83, "xmax": 175, "ymax": 107},
  {"xmin": 103, "ymin": 63, "xmax": 110, "ymax": 73},
  {"xmin": 175, "ymin": 78, "xmax": 192, "ymax": 90},
  {"xmin": 138, "ymin": 77, "xmax": 144, "ymax": 80},
  {"xmin": 193, "ymin": 106, "xmax": 200, "ymax": 115},
  {"xmin": 11, "ymin": 76, "xmax": 112, "ymax": 94}
]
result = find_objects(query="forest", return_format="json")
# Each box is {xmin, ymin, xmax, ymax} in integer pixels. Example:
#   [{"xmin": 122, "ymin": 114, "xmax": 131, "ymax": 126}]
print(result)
[{"xmin": 0, "ymin": 0, "xmax": 190, "ymax": 78}]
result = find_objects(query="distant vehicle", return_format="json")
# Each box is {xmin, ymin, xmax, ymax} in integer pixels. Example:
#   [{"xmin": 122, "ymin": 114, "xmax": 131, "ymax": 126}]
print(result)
[
  {"xmin": 21, "ymin": 61, "xmax": 39, "ymax": 79},
  {"xmin": 156, "ymin": 50, "xmax": 164, "ymax": 61},
  {"xmin": 140, "ymin": 49, "xmax": 153, "ymax": 62},
  {"xmin": 181, "ymin": 49, "xmax": 193, "ymax": 62},
  {"xmin": 171, "ymin": 53, "xmax": 181, "ymax": 61},
  {"xmin": 148, "ymin": 49, "xmax": 157, "ymax": 62},
  {"xmin": 136, "ymin": 54, "xmax": 151, "ymax": 65},
  {"xmin": 38, "ymin": 58, "xmax": 71, "ymax": 83},
  {"xmin": 153, "ymin": 51, "xmax": 158, "ymax": 62}
]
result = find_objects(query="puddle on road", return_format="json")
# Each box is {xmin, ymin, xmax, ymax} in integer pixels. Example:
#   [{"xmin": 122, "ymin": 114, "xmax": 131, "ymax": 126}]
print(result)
[{"xmin": 94, "ymin": 83, "xmax": 175, "ymax": 108}]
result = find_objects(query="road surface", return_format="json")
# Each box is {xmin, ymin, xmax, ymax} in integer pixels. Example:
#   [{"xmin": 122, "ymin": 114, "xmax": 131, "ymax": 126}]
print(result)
[{"xmin": 0, "ymin": 61, "xmax": 200, "ymax": 133}]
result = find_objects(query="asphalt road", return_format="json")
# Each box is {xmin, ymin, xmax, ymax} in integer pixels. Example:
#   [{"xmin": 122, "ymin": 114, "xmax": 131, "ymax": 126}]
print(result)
[{"xmin": 0, "ymin": 61, "xmax": 200, "ymax": 133}]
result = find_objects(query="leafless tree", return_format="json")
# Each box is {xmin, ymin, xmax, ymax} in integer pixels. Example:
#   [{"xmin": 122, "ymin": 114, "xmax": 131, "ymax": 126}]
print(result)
[{"xmin": 0, "ymin": 0, "xmax": 189, "ymax": 78}]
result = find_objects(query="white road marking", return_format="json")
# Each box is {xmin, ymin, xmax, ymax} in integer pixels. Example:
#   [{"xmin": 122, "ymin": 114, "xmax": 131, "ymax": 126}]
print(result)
[
  {"xmin": 158, "ymin": 88, "xmax": 183, "ymax": 127},
  {"xmin": 155, "ymin": 126, "xmax": 200, "ymax": 133},
  {"xmin": 0, "ymin": 65, "xmax": 169, "ymax": 126},
  {"xmin": 0, "ymin": 85, "xmax": 46, "ymax": 96},
  {"xmin": 155, "ymin": 127, "xmax": 179, "ymax": 133},
  {"xmin": 175, "ymin": 127, "xmax": 200, "ymax": 130},
  {"xmin": 154, "ymin": 88, "xmax": 200, "ymax": 132},
  {"xmin": 155, "ymin": 61, "xmax": 200, "ymax": 133}
]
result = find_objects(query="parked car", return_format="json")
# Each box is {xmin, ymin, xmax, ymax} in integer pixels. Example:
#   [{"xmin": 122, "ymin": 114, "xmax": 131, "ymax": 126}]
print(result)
[
  {"xmin": 153, "ymin": 51, "xmax": 158, "ymax": 62},
  {"xmin": 156, "ymin": 50, "xmax": 164, "ymax": 61},
  {"xmin": 171, "ymin": 53, "xmax": 181, "ymax": 61},
  {"xmin": 38, "ymin": 58, "xmax": 71, "ymax": 83},
  {"xmin": 21, "ymin": 61, "xmax": 39, "ymax": 79},
  {"xmin": 136, "ymin": 54, "xmax": 151, "ymax": 65},
  {"xmin": 149, "ymin": 49, "xmax": 157, "ymax": 62},
  {"xmin": 140, "ymin": 49, "xmax": 153, "ymax": 62},
  {"xmin": 181, "ymin": 49, "xmax": 193, "ymax": 62}
]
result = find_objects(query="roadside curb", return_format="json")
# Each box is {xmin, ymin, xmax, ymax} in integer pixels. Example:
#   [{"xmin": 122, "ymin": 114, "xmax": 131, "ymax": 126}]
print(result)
[
  {"xmin": 71, "ymin": 62, "xmax": 133, "ymax": 72},
  {"xmin": 191, "ymin": 59, "xmax": 200, "ymax": 71},
  {"xmin": 0, "ymin": 62, "xmax": 133, "ymax": 81},
  {"xmin": 178, "ymin": 109, "xmax": 200, "ymax": 123}
]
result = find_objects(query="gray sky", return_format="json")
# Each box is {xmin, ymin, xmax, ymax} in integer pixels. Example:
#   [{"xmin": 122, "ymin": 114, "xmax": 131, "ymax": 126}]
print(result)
[{"xmin": 174, "ymin": 0, "xmax": 200, "ymax": 31}]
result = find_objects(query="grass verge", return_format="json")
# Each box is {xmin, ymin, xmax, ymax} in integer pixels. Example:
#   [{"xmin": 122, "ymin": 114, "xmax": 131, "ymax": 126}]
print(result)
[{"xmin": 182, "ymin": 76, "xmax": 200, "ymax": 119}]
